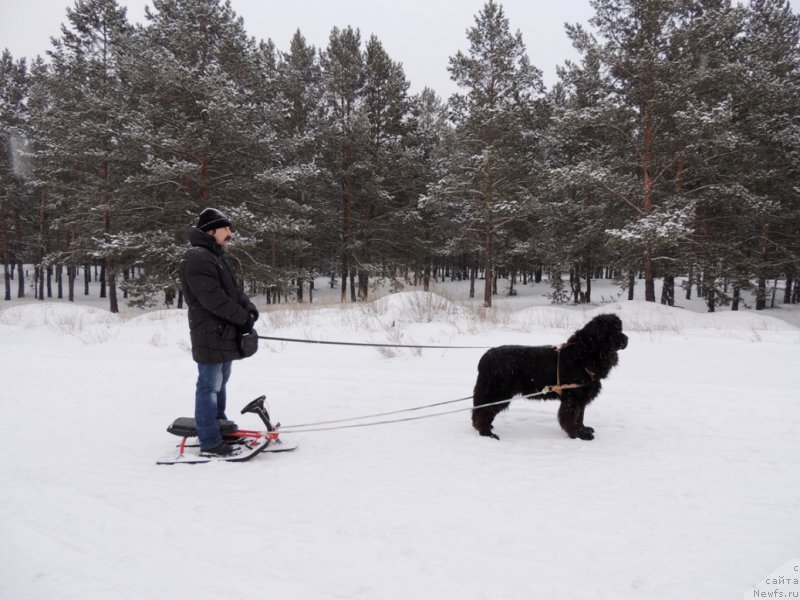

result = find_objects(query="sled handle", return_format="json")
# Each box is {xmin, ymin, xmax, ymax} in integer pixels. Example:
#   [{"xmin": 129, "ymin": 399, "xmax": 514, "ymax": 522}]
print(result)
[{"xmin": 240, "ymin": 395, "xmax": 275, "ymax": 432}]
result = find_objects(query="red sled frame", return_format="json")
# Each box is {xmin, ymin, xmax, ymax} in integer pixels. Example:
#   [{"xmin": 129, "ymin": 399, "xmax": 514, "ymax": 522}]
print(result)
[{"xmin": 172, "ymin": 395, "xmax": 282, "ymax": 456}]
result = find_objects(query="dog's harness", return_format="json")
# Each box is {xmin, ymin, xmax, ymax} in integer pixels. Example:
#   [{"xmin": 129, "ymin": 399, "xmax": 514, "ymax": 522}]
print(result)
[{"xmin": 541, "ymin": 344, "xmax": 597, "ymax": 396}]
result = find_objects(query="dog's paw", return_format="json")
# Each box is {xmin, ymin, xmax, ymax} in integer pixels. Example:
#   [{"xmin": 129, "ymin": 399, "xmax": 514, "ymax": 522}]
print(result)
[
  {"xmin": 569, "ymin": 428, "xmax": 595, "ymax": 441},
  {"xmin": 479, "ymin": 430, "xmax": 500, "ymax": 440}
]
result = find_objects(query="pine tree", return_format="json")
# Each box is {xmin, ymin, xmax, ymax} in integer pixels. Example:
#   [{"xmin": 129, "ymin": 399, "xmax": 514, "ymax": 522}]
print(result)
[
  {"xmin": 447, "ymin": 0, "xmax": 544, "ymax": 307},
  {"xmin": 404, "ymin": 87, "xmax": 454, "ymax": 290},
  {"xmin": 118, "ymin": 0, "xmax": 267, "ymax": 305},
  {"xmin": 560, "ymin": 0, "xmax": 748, "ymax": 306},
  {"xmin": 734, "ymin": 0, "xmax": 800, "ymax": 309},
  {"xmin": 319, "ymin": 26, "xmax": 368, "ymax": 302},
  {"xmin": 35, "ymin": 0, "xmax": 134, "ymax": 311},
  {"xmin": 256, "ymin": 30, "xmax": 324, "ymax": 302},
  {"xmin": 545, "ymin": 69, "xmax": 622, "ymax": 304},
  {"xmin": 0, "ymin": 50, "xmax": 29, "ymax": 301},
  {"xmin": 357, "ymin": 34, "xmax": 411, "ymax": 299}
]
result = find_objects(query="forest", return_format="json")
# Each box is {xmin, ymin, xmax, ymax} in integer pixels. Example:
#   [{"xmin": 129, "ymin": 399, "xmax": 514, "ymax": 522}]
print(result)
[{"xmin": 1, "ymin": 0, "xmax": 799, "ymax": 312}]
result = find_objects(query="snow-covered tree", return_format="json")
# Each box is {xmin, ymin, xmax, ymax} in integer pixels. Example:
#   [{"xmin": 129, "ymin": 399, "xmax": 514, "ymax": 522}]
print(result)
[
  {"xmin": 0, "ymin": 50, "xmax": 29, "ymax": 300},
  {"xmin": 318, "ymin": 26, "xmax": 366, "ymax": 301},
  {"xmin": 118, "ymin": 0, "xmax": 267, "ymax": 305},
  {"xmin": 446, "ymin": 0, "xmax": 545, "ymax": 307},
  {"xmin": 252, "ymin": 31, "xmax": 321, "ymax": 301},
  {"xmin": 317, "ymin": 27, "xmax": 414, "ymax": 302},
  {"xmin": 733, "ymin": 0, "xmax": 800, "ymax": 309},
  {"xmin": 356, "ymin": 34, "xmax": 411, "ymax": 298},
  {"xmin": 558, "ymin": 0, "xmax": 751, "ymax": 307},
  {"xmin": 32, "ymin": 0, "xmax": 134, "ymax": 311},
  {"xmin": 405, "ymin": 87, "xmax": 454, "ymax": 290}
]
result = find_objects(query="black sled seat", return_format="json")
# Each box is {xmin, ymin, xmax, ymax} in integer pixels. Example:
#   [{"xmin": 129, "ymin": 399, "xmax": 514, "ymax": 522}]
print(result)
[{"xmin": 167, "ymin": 417, "xmax": 239, "ymax": 437}]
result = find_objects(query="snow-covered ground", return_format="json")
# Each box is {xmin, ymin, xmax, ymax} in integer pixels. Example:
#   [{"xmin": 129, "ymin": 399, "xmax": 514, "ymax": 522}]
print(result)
[{"xmin": 1, "ymin": 276, "xmax": 798, "ymax": 599}]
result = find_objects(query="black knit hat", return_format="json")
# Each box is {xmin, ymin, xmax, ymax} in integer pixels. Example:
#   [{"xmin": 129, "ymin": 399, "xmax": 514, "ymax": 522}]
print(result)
[{"xmin": 196, "ymin": 207, "xmax": 232, "ymax": 232}]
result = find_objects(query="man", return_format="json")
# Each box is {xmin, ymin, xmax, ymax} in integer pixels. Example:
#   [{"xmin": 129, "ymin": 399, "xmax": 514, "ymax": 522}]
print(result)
[{"xmin": 179, "ymin": 207, "xmax": 259, "ymax": 456}]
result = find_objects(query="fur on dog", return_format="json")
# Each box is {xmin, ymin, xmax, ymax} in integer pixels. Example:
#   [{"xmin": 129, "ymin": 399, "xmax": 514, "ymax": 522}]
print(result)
[{"xmin": 472, "ymin": 313, "xmax": 628, "ymax": 440}]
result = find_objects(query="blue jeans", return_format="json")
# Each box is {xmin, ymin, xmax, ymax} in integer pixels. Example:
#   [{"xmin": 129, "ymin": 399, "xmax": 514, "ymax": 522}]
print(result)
[{"xmin": 195, "ymin": 361, "xmax": 232, "ymax": 450}]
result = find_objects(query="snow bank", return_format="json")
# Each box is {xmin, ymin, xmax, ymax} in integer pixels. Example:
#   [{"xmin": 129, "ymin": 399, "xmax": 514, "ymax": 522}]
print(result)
[
  {"xmin": 0, "ymin": 302, "xmax": 121, "ymax": 344},
  {"xmin": 0, "ymin": 302, "xmax": 120, "ymax": 331}
]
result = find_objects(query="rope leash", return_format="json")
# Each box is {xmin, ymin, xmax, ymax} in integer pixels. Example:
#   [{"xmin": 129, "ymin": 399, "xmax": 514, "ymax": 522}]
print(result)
[
  {"xmin": 281, "ymin": 395, "xmax": 475, "ymax": 429},
  {"xmin": 258, "ymin": 335, "xmax": 488, "ymax": 350},
  {"xmin": 277, "ymin": 389, "xmax": 558, "ymax": 435}
]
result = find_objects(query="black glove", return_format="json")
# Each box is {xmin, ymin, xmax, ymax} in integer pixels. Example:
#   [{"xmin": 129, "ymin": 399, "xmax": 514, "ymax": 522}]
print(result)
[{"xmin": 242, "ymin": 311, "xmax": 258, "ymax": 334}]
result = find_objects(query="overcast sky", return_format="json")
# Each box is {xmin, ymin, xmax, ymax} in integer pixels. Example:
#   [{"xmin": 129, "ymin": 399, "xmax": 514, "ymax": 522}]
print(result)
[{"xmin": 2, "ymin": 0, "xmax": 799, "ymax": 98}]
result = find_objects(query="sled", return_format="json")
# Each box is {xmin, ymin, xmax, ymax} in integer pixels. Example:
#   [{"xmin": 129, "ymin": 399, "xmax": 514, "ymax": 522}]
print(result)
[{"xmin": 157, "ymin": 395, "xmax": 298, "ymax": 465}]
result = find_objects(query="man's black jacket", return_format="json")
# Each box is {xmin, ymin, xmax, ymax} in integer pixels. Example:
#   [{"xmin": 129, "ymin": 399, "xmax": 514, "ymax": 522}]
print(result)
[{"xmin": 179, "ymin": 228, "xmax": 257, "ymax": 363}]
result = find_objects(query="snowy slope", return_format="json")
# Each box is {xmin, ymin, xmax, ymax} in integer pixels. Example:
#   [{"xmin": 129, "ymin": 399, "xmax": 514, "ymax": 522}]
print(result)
[{"xmin": 1, "ymin": 280, "xmax": 799, "ymax": 600}]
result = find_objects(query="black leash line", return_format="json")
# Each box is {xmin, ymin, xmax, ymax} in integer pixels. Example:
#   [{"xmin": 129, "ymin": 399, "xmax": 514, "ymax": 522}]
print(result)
[{"xmin": 258, "ymin": 335, "xmax": 488, "ymax": 350}]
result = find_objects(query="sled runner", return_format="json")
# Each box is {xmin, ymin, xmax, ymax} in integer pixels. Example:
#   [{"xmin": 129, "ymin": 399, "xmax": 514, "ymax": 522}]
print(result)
[{"xmin": 157, "ymin": 395, "xmax": 298, "ymax": 465}]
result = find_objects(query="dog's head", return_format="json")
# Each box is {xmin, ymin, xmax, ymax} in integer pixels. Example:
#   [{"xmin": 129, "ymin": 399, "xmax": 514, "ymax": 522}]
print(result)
[{"xmin": 574, "ymin": 313, "xmax": 628, "ymax": 353}]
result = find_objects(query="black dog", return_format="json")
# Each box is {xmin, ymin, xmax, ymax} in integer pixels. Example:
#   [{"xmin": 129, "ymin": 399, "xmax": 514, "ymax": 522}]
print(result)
[{"xmin": 472, "ymin": 313, "xmax": 628, "ymax": 440}]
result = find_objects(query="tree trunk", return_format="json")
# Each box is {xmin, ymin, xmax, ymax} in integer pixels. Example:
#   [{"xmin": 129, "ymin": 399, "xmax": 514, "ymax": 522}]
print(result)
[
  {"xmin": 40, "ymin": 190, "xmax": 50, "ymax": 299},
  {"xmin": 685, "ymin": 267, "xmax": 693, "ymax": 300},
  {"xmin": 661, "ymin": 274, "xmax": 674, "ymax": 306},
  {"xmin": 340, "ymin": 266, "xmax": 348, "ymax": 303},
  {"xmin": 100, "ymin": 264, "xmax": 107, "ymax": 298},
  {"xmin": 68, "ymin": 265, "xmax": 76, "ymax": 302},
  {"xmin": 627, "ymin": 271, "xmax": 635, "ymax": 301},
  {"xmin": 756, "ymin": 224, "xmax": 770, "ymax": 310},
  {"xmin": 107, "ymin": 263, "xmax": 118, "ymax": 313},
  {"xmin": 483, "ymin": 212, "xmax": 493, "ymax": 308},
  {"xmin": 14, "ymin": 205, "xmax": 24, "ymax": 298},
  {"xmin": 1, "ymin": 202, "xmax": 9, "ymax": 301},
  {"xmin": 16, "ymin": 261, "xmax": 24, "ymax": 298},
  {"xmin": 357, "ymin": 270, "xmax": 368, "ymax": 302},
  {"xmin": 641, "ymin": 106, "xmax": 656, "ymax": 302},
  {"xmin": 340, "ymin": 138, "xmax": 354, "ymax": 303},
  {"xmin": 756, "ymin": 278, "xmax": 766, "ymax": 310},
  {"xmin": 571, "ymin": 267, "xmax": 581, "ymax": 303},
  {"xmin": 38, "ymin": 265, "xmax": 44, "ymax": 300},
  {"xmin": 705, "ymin": 278, "xmax": 716, "ymax": 312},
  {"xmin": 103, "ymin": 210, "xmax": 118, "ymax": 313},
  {"xmin": 643, "ymin": 246, "xmax": 656, "ymax": 302},
  {"xmin": 771, "ymin": 277, "xmax": 779, "ymax": 309},
  {"xmin": 585, "ymin": 269, "xmax": 592, "ymax": 303},
  {"xmin": 469, "ymin": 263, "xmax": 476, "ymax": 299}
]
